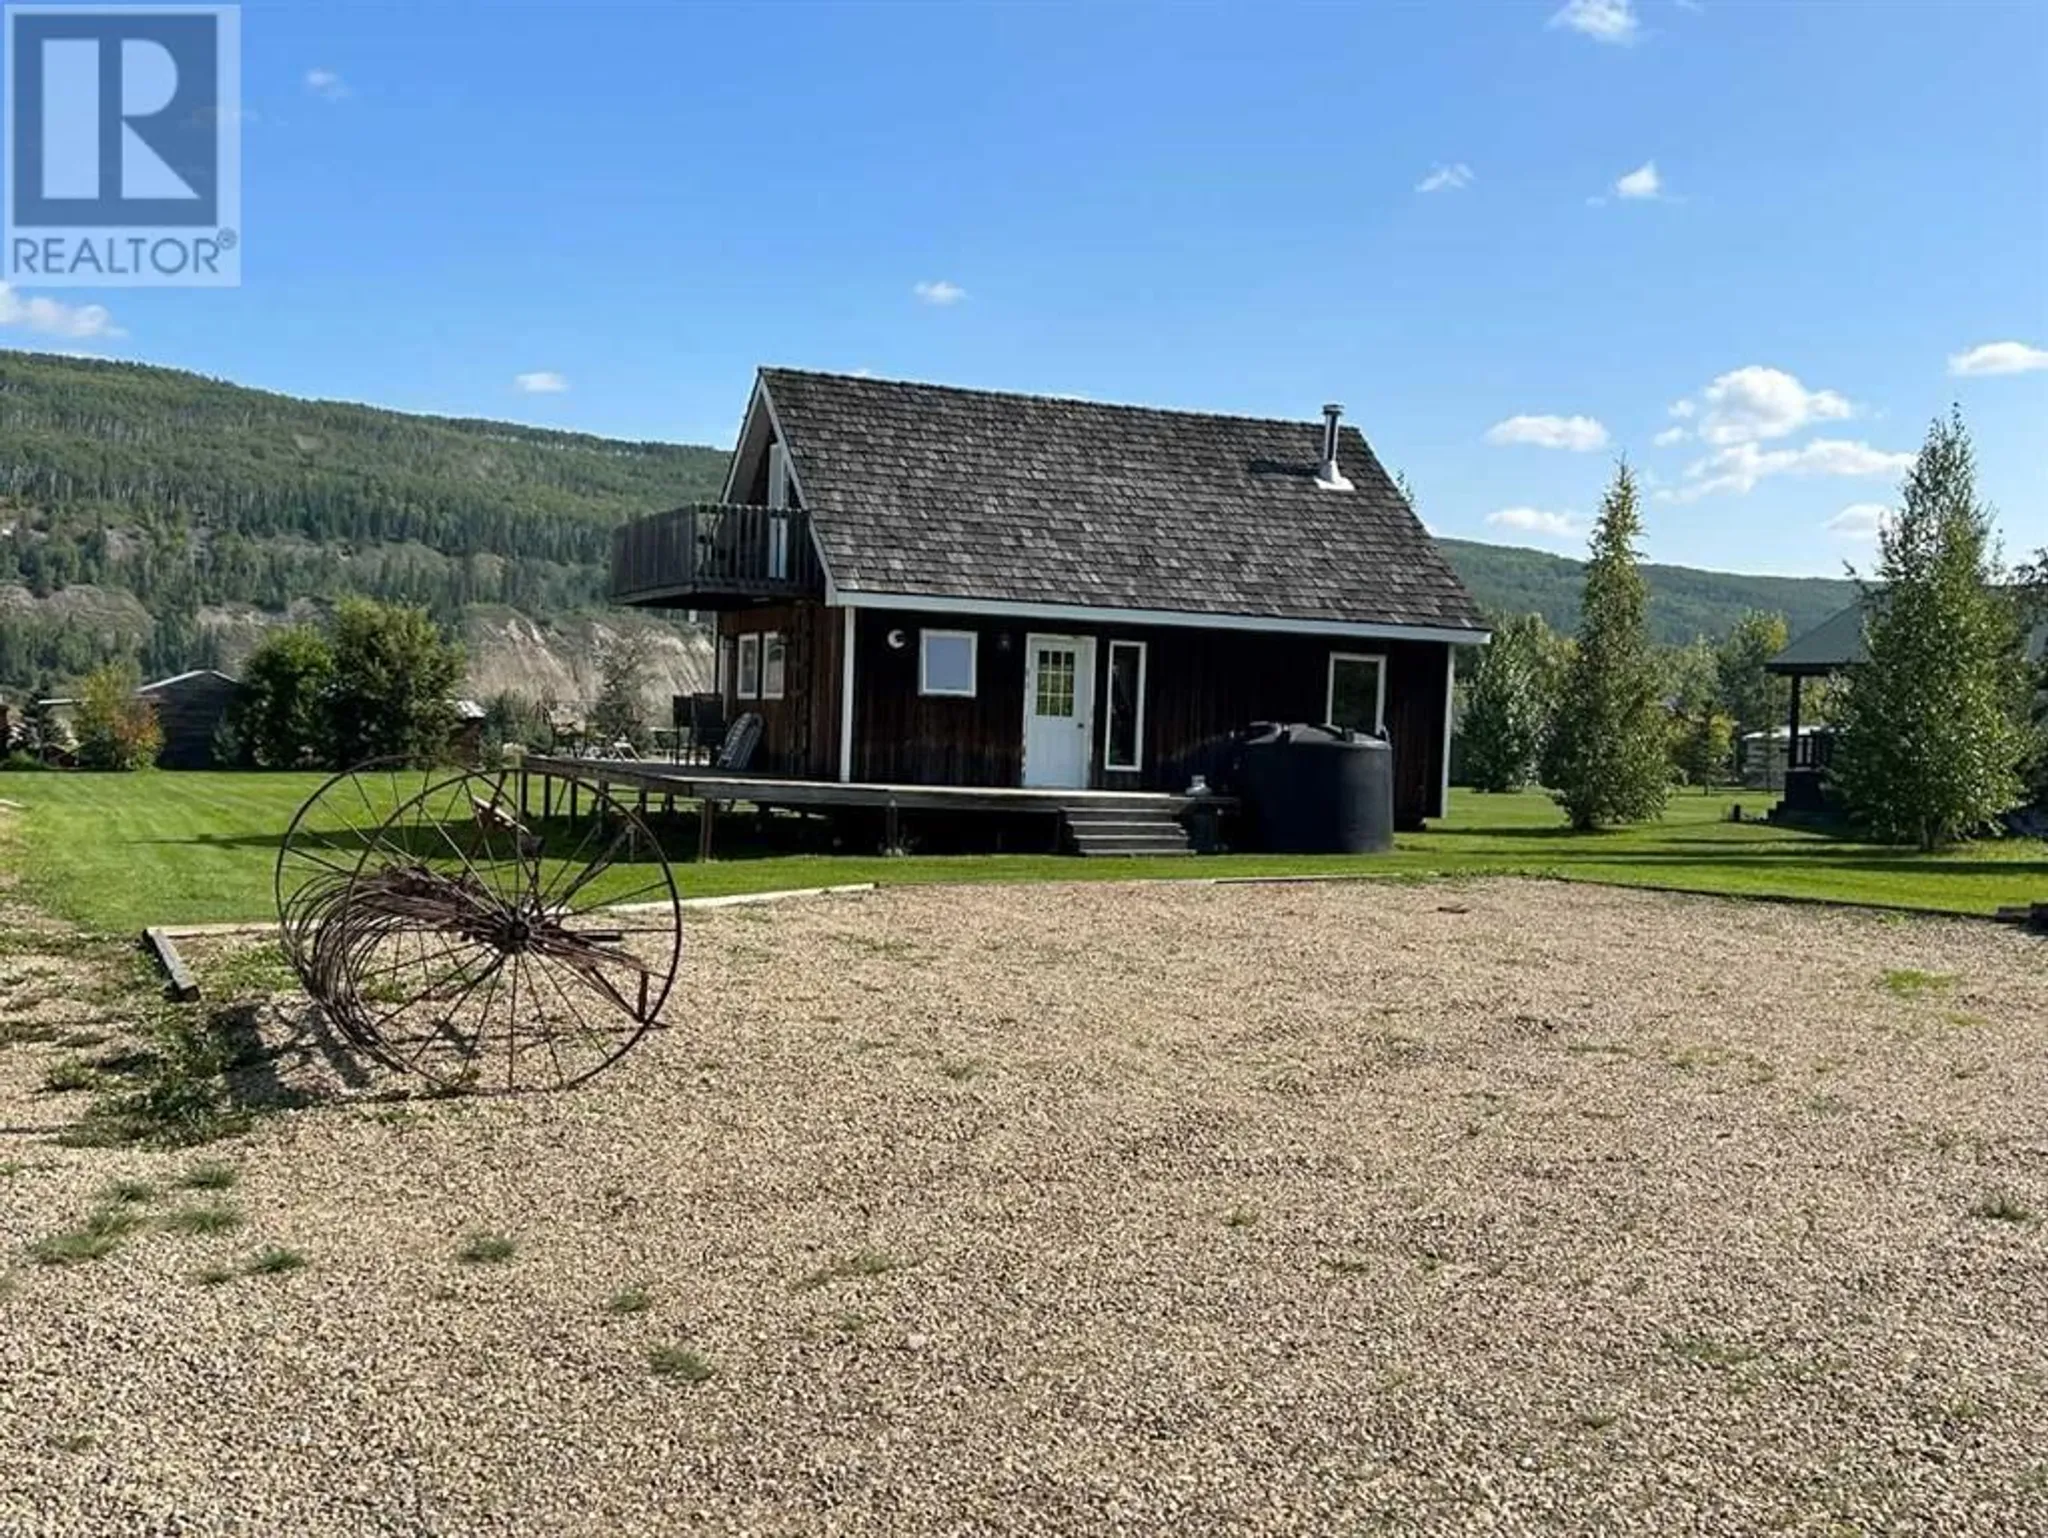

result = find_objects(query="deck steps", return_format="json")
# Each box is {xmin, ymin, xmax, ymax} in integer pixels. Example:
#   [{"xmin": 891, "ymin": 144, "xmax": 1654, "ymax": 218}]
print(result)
[{"xmin": 1062, "ymin": 807, "xmax": 1194, "ymax": 857}]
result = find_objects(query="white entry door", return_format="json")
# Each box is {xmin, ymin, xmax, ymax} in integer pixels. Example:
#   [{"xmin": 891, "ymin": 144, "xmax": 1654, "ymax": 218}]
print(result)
[{"xmin": 1022, "ymin": 634, "xmax": 1096, "ymax": 788}]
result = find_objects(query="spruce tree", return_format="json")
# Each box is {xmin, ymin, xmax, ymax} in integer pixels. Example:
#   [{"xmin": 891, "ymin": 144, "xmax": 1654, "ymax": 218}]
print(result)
[
  {"xmin": 1829, "ymin": 410, "xmax": 2030, "ymax": 849},
  {"xmin": 1460, "ymin": 612, "xmax": 1557, "ymax": 793},
  {"xmin": 1548, "ymin": 461, "xmax": 1669, "ymax": 830}
]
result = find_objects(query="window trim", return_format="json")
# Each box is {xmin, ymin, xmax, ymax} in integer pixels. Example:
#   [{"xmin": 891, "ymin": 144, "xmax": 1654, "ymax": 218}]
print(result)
[
  {"xmin": 1102, "ymin": 638, "xmax": 1148, "ymax": 772},
  {"xmin": 1326, "ymin": 650, "xmax": 1387, "ymax": 735},
  {"xmin": 918, "ymin": 628, "xmax": 978, "ymax": 698},
  {"xmin": 761, "ymin": 632, "xmax": 786, "ymax": 701},
  {"xmin": 736, "ymin": 633, "xmax": 761, "ymax": 700}
]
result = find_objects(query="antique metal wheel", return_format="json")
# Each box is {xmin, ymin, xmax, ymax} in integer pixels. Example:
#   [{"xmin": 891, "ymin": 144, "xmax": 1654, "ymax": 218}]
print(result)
[{"xmin": 276, "ymin": 765, "xmax": 682, "ymax": 1093}]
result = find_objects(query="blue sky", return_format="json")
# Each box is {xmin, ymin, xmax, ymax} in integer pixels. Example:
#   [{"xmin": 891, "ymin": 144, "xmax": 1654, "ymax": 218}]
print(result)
[{"xmin": 11, "ymin": 0, "xmax": 2045, "ymax": 578}]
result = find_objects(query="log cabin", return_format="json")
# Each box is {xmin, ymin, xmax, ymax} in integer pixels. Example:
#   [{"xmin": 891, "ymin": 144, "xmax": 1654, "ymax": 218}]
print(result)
[{"xmin": 610, "ymin": 368, "xmax": 1488, "ymax": 831}]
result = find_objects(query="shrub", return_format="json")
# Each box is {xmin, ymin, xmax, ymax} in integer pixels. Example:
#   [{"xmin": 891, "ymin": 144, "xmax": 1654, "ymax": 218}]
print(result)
[{"xmin": 72, "ymin": 663, "xmax": 161, "ymax": 771}]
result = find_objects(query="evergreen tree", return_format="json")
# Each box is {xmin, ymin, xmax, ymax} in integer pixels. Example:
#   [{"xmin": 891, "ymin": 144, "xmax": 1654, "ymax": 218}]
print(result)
[
  {"xmin": 587, "ymin": 630, "xmax": 654, "ymax": 751},
  {"xmin": 1829, "ymin": 410, "xmax": 2031, "ymax": 849},
  {"xmin": 1548, "ymin": 462, "xmax": 1669, "ymax": 830},
  {"xmin": 1460, "ymin": 612, "xmax": 1557, "ymax": 792}
]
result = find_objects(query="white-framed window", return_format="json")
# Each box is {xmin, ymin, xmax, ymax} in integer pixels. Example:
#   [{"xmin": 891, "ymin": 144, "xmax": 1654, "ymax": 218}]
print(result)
[
  {"xmin": 761, "ymin": 633, "xmax": 787, "ymax": 700},
  {"xmin": 1103, "ymin": 639, "xmax": 1147, "ymax": 771},
  {"xmin": 737, "ymin": 633, "xmax": 761, "ymax": 699},
  {"xmin": 1326, "ymin": 651, "xmax": 1386, "ymax": 736},
  {"xmin": 919, "ymin": 628, "xmax": 977, "ymax": 697}
]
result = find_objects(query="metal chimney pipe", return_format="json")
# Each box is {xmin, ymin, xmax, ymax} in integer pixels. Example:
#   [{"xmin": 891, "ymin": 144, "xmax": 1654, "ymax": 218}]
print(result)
[{"xmin": 1316, "ymin": 403, "xmax": 1352, "ymax": 490}]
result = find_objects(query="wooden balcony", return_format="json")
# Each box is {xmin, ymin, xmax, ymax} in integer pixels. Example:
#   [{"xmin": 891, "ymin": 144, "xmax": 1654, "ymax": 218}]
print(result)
[{"xmin": 610, "ymin": 503, "xmax": 822, "ymax": 609}]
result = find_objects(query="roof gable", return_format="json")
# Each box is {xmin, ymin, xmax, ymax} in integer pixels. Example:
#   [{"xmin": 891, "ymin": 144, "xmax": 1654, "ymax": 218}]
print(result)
[{"xmin": 756, "ymin": 368, "xmax": 1484, "ymax": 634}]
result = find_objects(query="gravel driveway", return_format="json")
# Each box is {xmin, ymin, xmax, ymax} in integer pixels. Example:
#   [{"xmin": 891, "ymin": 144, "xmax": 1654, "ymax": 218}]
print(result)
[{"xmin": 4, "ymin": 878, "xmax": 2047, "ymax": 1536}]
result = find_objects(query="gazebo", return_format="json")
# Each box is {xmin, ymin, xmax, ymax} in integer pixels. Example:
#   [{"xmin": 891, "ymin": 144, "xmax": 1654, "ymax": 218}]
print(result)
[{"xmin": 1766, "ymin": 597, "xmax": 2048, "ymax": 818}]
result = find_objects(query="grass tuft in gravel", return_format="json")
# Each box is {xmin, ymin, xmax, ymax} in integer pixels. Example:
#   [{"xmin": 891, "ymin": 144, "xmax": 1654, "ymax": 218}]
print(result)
[
  {"xmin": 49, "ymin": 1432, "xmax": 95, "ymax": 1454},
  {"xmin": 194, "ymin": 1264, "xmax": 235, "ymax": 1287},
  {"xmin": 1223, "ymin": 1206, "xmax": 1258, "ymax": 1229},
  {"xmin": 1574, "ymin": 1408, "xmax": 1620, "ymax": 1431},
  {"xmin": 29, "ymin": 1206, "xmax": 141, "ymax": 1266},
  {"xmin": 606, "ymin": 1286, "xmax": 652, "ymax": 1315},
  {"xmin": 245, "ymin": 1246, "xmax": 307, "ymax": 1276},
  {"xmin": 457, "ymin": 1233, "xmax": 517, "ymax": 1265},
  {"xmin": 176, "ymin": 1161, "xmax": 239, "ymax": 1191},
  {"xmin": 159, "ymin": 1203, "xmax": 243, "ymax": 1236},
  {"xmin": 794, "ymin": 1250, "xmax": 901, "ymax": 1291},
  {"xmin": 646, "ymin": 1344, "xmax": 715, "ymax": 1383},
  {"xmin": 98, "ymin": 1177, "xmax": 157, "ymax": 1205},
  {"xmin": 1880, "ymin": 968, "xmax": 1954, "ymax": 998},
  {"xmin": 59, "ymin": 1007, "xmax": 254, "ymax": 1149},
  {"xmin": 1969, "ymin": 1191, "xmax": 2036, "ymax": 1224},
  {"xmin": 41, "ymin": 1058, "xmax": 99, "ymax": 1094},
  {"xmin": 1664, "ymin": 1332, "xmax": 1762, "ymax": 1370}
]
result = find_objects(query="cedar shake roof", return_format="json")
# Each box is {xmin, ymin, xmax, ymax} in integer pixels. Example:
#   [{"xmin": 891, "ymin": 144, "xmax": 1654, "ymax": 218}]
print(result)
[{"xmin": 758, "ymin": 368, "xmax": 1486, "ymax": 633}]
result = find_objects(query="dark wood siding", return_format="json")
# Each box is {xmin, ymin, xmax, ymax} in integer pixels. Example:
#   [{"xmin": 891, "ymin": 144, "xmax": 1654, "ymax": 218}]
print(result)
[
  {"xmin": 844, "ymin": 608, "xmax": 1453, "ymax": 827},
  {"xmin": 141, "ymin": 672, "xmax": 240, "ymax": 770},
  {"xmin": 716, "ymin": 602, "xmax": 840, "ymax": 779}
]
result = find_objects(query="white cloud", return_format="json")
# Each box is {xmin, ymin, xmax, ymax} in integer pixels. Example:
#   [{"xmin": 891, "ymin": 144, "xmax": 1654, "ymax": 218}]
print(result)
[
  {"xmin": 1549, "ymin": 0, "xmax": 1639, "ymax": 44},
  {"xmin": 0, "ymin": 284, "xmax": 121, "ymax": 339},
  {"xmin": 1416, "ymin": 163, "xmax": 1474, "ymax": 194},
  {"xmin": 1667, "ymin": 398, "xmax": 1695, "ymax": 419},
  {"xmin": 1825, "ymin": 503, "xmax": 1892, "ymax": 540},
  {"xmin": 1614, "ymin": 161, "xmax": 1662, "ymax": 200},
  {"xmin": 1484, "ymin": 413, "xmax": 1610, "ymax": 452},
  {"xmin": 1672, "ymin": 365, "xmax": 1854, "ymax": 447},
  {"xmin": 912, "ymin": 279, "xmax": 966, "ymax": 306},
  {"xmin": 1671, "ymin": 438, "xmax": 1913, "ymax": 501},
  {"xmin": 1947, "ymin": 341, "xmax": 2048, "ymax": 377},
  {"xmin": 304, "ymin": 68, "xmax": 349, "ymax": 101},
  {"xmin": 1652, "ymin": 426, "xmax": 1689, "ymax": 447},
  {"xmin": 514, "ymin": 371, "xmax": 568, "ymax": 394},
  {"xmin": 1487, "ymin": 507, "xmax": 1584, "ymax": 540}
]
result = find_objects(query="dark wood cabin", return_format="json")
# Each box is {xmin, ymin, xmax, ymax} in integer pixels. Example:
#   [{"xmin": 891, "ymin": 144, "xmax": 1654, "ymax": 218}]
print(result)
[
  {"xmin": 611, "ymin": 369, "xmax": 1488, "ymax": 829},
  {"xmin": 138, "ymin": 668, "xmax": 239, "ymax": 769}
]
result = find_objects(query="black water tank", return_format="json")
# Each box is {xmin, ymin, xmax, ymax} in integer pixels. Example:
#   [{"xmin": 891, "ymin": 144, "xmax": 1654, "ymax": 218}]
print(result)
[{"xmin": 1239, "ymin": 723, "xmax": 1395, "ymax": 854}]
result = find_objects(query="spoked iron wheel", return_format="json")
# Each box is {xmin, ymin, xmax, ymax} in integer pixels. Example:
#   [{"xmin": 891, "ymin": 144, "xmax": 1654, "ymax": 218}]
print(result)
[{"xmin": 277, "ymin": 766, "xmax": 682, "ymax": 1094}]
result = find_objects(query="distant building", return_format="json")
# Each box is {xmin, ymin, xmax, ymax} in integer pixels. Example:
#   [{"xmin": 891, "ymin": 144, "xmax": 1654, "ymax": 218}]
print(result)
[
  {"xmin": 139, "ymin": 669, "xmax": 241, "ymax": 769},
  {"xmin": 450, "ymin": 697, "xmax": 487, "ymax": 763}
]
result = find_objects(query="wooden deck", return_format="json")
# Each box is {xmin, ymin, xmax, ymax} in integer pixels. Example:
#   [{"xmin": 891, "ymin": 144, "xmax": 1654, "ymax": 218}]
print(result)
[
  {"xmin": 520, "ymin": 756, "xmax": 1234, "ymax": 858},
  {"xmin": 528, "ymin": 756, "xmax": 1218, "ymax": 811}
]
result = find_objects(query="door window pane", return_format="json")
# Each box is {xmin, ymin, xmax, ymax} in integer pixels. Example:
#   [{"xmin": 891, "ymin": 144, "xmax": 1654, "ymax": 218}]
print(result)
[
  {"xmin": 761, "ymin": 633, "xmax": 786, "ymax": 700},
  {"xmin": 1035, "ymin": 648, "xmax": 1076, "ymax": 717}
]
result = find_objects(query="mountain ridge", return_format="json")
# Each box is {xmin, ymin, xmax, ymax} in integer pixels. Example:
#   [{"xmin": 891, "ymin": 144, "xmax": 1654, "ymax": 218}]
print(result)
[{"xmin": 0, "ymin": 350, "xmax": 1852, "ymax": 697}]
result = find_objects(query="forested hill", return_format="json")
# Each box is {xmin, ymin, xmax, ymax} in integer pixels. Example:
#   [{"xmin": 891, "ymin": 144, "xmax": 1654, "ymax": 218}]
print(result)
[
  {"xmin": 0, "ymin": 351, "xmax": 725, "ymax": 690},
  {"xmin": 1439, "ymin": 538, "xmax": 1855, "ymax": 646},
  {"xmin": 0, "ymin": 349, "xmax": 1856, "ymax": 694}
]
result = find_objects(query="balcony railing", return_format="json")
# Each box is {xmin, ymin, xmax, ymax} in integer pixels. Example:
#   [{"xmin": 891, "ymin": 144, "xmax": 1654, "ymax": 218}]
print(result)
[{"xmin": 611, "ymin": 503, "xmax": 821, "ymax": 609}]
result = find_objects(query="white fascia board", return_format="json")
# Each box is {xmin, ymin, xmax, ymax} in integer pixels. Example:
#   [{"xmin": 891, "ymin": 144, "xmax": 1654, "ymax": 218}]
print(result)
[{"xmin": 833, "ymin": 588, "xmax": 1490, "ymax": 647}]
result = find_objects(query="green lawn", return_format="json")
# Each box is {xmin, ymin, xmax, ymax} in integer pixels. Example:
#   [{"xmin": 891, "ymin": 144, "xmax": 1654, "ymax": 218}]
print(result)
[{"xmin": 1, "ymin": 770, "xmax": 2043, "ymax": 932}]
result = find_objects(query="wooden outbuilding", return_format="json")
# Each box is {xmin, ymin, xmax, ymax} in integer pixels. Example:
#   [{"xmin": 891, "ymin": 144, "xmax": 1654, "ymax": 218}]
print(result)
[{"xmin": 609, "ymin": 368, "xmax": 1488, "ymax": 832}]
